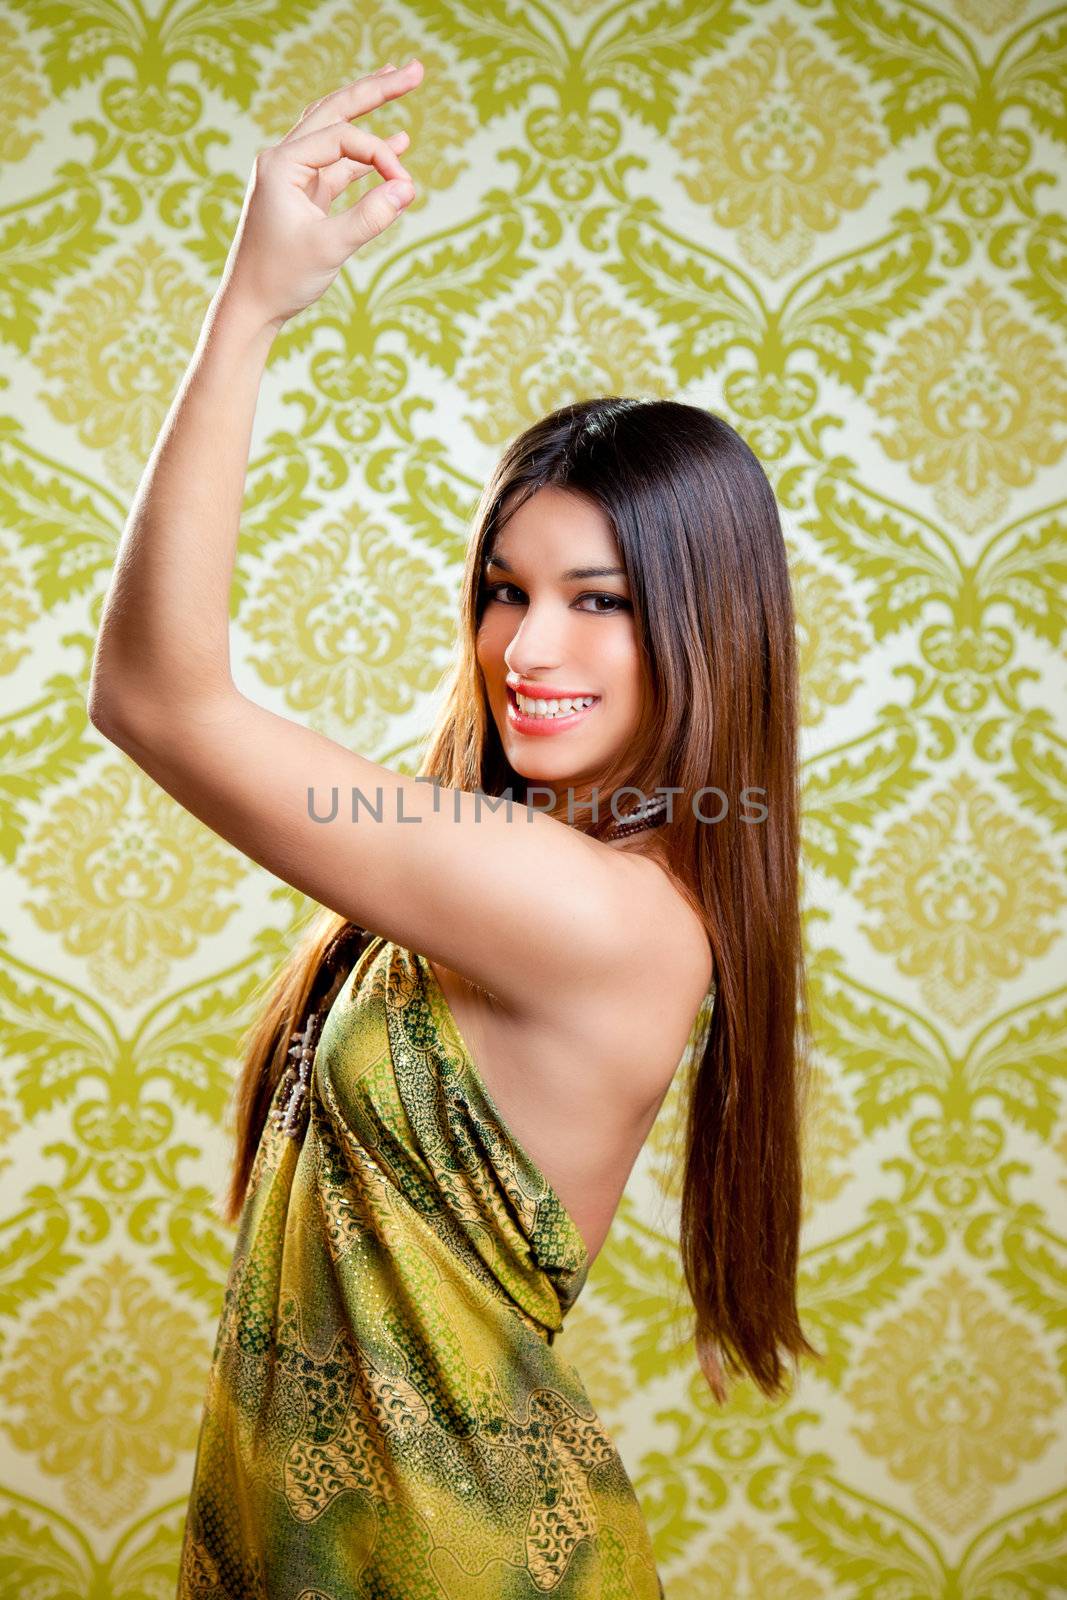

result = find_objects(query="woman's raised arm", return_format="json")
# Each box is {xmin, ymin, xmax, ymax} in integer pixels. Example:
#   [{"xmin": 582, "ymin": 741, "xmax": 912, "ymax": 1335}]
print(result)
[
  {"xmin": 88, "ymin": 60, "xmax": 420, "ymax": 727},
  {"xmin": 85, "ymin": 58, "xmax": 703, "ymax": 1064}
]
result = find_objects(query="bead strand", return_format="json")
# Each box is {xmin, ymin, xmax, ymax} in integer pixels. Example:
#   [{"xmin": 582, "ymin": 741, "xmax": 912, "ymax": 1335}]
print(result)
[
  {"xmin": 271, "ymin": 926, "xmax": 370, "ymax": 1141},
  {"xmin": 604, "ymin": 793, "xmax": 670, "ymax": 841}
]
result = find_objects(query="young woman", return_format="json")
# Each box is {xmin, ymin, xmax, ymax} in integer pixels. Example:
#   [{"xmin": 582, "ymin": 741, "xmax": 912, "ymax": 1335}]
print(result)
[{"xmin": 88, "ymin": 57, "xmax": 818, "ymax": 1600}]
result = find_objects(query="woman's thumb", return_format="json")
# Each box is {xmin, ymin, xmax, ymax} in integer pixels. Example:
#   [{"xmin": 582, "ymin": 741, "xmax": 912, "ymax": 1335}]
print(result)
[
  {"xmin": 381, "ymin": 179, "xmax": 415, "ymax": 212},
  {"xmin": 334, "ymin": 179, "xmax": 415, "ymax": 252}
]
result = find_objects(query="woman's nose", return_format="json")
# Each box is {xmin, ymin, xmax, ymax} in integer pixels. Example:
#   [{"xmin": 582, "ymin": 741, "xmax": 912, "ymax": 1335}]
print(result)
[{"xmin": 502, "ymin": 603, "xmax": 571, "ymax": 674}]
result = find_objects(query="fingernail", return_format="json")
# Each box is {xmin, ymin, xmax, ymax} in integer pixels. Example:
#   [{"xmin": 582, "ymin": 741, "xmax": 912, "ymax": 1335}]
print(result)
[{"xmin": 386, "ymin": 180, "xmax": 414, "ymax": 208}]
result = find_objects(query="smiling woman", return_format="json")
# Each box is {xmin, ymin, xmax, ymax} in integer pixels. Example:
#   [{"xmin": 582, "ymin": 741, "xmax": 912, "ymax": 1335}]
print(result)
[
  {"xmin": 87, "ymin": 57, "xmax": 817, "ymax": 1596},
  {"xmin": 475, "ymin": 485, "xmax": 646, "ymax": 786}
]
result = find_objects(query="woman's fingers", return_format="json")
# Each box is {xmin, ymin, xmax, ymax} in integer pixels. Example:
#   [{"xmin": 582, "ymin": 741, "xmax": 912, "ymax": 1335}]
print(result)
[
  {"xmin": 279, "ymin": 59, "xmax": 423, "ymax": 145},
  {"xmin": 322, "ymin": 168, "xmax": 414, "ymax": 257},
  {"xmin": 266, "ymin": 58, "xmax": 423, "ymax": 234},
  {"xmin": 312, "ymin": 129, "xmax": 410, "ymax": 210},
  {"xmin": 276, "ymin": 120, "xmax": 410, "ymax": 183},
  {"xmin": 326, "ymin": 125, "xmax": 410, "ymax": 179}
]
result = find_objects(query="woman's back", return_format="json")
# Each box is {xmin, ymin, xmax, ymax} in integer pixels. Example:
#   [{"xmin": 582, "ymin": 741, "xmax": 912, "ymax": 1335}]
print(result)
[
  {"xmin": 177, "ymin": 931, "xmax": 706, "ymax": 1598},
  {"xmin": 427, "ymin": 881, "xmax": 713, "ymax": 1266}
]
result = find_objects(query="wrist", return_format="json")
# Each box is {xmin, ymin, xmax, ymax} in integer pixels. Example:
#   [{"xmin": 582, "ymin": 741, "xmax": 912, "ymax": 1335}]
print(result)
[{"xmin": 204, "ymin": 287, "xmax": 285, "ymax": 353}]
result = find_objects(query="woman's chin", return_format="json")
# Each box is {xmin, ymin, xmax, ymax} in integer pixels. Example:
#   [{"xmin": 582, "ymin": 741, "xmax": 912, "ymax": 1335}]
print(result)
[
  {"xmin": 496, "ymin": 718, "xmax": 606, "ymax": 788},
  {"xmin": 508, "ymin": 752, "xmax": 600, "ymax": 792}
]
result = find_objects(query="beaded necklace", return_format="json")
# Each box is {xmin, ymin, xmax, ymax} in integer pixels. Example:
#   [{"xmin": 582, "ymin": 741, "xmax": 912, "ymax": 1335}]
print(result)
[{"xmin": 603, "ymin": 792, "xmax": 670, "ymax": 840}]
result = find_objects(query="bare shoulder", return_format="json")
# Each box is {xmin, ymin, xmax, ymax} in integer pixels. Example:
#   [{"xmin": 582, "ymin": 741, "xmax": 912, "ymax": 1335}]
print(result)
[
  {"xmin": 533, "ymin": 843, "xmax": 714, "ymax": 1107},
  {"xmin": 615, "ymin": 849, "xmax": 714, "ymax": 1015}
]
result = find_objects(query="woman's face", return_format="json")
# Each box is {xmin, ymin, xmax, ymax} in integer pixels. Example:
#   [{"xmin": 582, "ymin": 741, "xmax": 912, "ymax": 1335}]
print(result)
[{"xmin": 476, "ymin": 485, "xmax": 646, "ymax": 815}]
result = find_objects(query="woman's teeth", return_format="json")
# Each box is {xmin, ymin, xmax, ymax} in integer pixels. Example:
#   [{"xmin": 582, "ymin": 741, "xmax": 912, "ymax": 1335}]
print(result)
[{"xmin": 514, "ymin": 693, "xmax": 597, "ymax": 718}]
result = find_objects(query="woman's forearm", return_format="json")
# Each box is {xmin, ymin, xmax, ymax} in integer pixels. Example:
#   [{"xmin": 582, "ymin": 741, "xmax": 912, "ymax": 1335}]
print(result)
[{"xmin": 87, "ymin": 290, "xmax": 279, "ymax": 728}]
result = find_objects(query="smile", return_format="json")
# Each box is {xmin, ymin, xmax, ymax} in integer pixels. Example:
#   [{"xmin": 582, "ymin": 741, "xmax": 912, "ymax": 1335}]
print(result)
[{"xmin": 506, "ymin": 686, "xmax": 600, "ymax": 735}]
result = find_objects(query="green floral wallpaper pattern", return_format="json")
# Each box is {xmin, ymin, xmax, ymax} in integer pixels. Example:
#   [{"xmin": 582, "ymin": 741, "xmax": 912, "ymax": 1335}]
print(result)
[{"xmin": 1, "ymin": 0, "xmax": 1065, "ymax": 1594}]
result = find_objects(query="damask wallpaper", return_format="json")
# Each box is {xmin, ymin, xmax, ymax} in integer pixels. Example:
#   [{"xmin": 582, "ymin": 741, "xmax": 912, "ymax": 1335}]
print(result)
[{"xmin": 1, "ymin": 0, "xmax": 1065, "ymax": 1595}]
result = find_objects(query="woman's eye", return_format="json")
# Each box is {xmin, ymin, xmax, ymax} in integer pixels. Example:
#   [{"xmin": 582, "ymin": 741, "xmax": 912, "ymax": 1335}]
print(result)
[{"xmin": 481, "ymin": 583, "xmax": 629, "ymax": 615}]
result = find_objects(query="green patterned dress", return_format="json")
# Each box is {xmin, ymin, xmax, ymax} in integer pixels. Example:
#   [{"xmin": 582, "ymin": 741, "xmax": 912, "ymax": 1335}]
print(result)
[{"xmin": 177, "ymin": 933, "xmax": 669, "ymax": 1598}]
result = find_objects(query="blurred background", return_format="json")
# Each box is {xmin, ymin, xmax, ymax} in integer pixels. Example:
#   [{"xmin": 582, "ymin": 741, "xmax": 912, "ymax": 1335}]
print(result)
[{"xmin": 1, "ymin": 0, "xmax": 1065, "ymax": 1593}]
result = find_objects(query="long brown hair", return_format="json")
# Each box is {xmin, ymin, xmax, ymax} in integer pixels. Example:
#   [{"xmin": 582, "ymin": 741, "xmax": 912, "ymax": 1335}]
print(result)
[{"xmin": 218, "ymin": 396, "xmax": 821, "ymax": 1404}]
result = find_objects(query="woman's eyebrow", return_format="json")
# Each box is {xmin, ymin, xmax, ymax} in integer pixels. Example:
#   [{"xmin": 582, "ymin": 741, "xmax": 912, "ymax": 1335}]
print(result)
[{"xmin": 484, "ymin": 553, "xmax": 628, "ymax": 581}]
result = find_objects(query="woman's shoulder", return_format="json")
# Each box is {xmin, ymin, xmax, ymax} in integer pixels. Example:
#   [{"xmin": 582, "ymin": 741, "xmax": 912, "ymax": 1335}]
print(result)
[
  {"xmin": 608, "ymin": 858, "xmax": 714, "ymax": 1111},
  {"xmin": 615, "ymin": 840, "xmax": 713, "ymax": 985},
  {"xmin": 552, "ymin": 843, "xmax": 714, "ymax": 1092}
]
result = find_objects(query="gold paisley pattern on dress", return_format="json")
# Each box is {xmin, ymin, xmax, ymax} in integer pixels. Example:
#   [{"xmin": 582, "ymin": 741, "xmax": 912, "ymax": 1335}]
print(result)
[{"xmin": 177, "ymin": 936, "xmax": 666, "ymax": 1597}]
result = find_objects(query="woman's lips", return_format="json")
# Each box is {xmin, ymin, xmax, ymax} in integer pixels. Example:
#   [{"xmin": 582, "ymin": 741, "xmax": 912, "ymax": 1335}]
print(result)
[{"xmin": 506, "ymin": 687, "xmax": 599, "ymax": 736}]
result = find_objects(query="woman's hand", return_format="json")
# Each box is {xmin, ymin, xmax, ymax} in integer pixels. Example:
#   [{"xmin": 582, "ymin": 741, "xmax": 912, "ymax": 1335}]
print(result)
[{"xmin": 217, "ymin": 59, "xmax": 423, "ymax": 331}]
